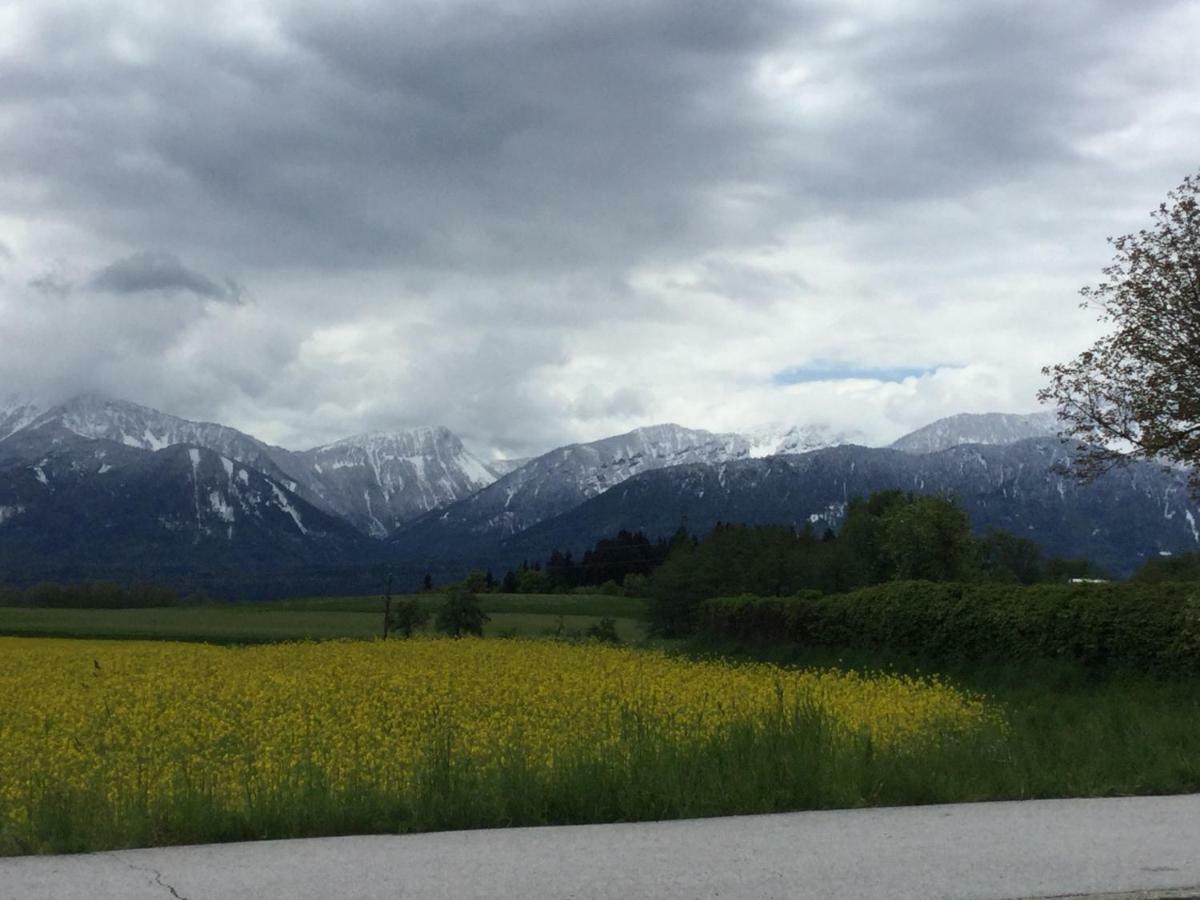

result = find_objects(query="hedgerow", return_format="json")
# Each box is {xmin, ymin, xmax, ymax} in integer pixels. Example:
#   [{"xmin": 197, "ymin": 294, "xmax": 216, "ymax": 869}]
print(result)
[{"xmin": 697, "ymin": 581, "xmax": 1200, "ymax": 675}]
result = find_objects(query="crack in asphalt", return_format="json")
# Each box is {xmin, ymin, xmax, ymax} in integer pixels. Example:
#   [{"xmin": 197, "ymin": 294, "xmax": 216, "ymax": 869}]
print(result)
[{"xmin": 123, "ymin": 860, "xmax": 192, "ymax": 900}]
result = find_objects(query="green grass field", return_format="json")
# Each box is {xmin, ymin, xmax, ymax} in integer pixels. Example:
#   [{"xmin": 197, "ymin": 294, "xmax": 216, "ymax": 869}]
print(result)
[{"xmin": 0, "ymin": 593, "xmax": 648, "ymax": 644}]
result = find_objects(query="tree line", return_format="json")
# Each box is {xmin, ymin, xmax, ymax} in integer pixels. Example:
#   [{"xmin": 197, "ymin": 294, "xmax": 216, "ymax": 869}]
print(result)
[{"xmin": 640, "ymin": 491, "xmax": 1099, "ymax": 636}]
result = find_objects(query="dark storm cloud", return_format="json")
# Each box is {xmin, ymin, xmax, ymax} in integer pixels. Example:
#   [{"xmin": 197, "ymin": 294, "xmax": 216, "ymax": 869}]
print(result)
[
  {"xmin": 3, "ymin": 0, "xmax": 1182, "ymax": 278},
  {"xmin": 0, "ymin": 0, "xmax": 813, "ymax": 272},
  {"xmin": 89, "ymin": 251, "xmax": 237, "ymax": 301},
  {"xmin": 1, "ymin": 0, "xmax": 1197, "ymax": 453},
  {"xmin": 756, "ymin": 0, "xmax": 1194, "ymax": 210}
]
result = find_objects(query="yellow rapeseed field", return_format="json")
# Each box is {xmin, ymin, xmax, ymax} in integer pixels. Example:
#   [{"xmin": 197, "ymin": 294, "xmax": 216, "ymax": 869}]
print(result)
[{"xmin": 0, "ymin": 636, "xmax": 998, "ymax": 838}]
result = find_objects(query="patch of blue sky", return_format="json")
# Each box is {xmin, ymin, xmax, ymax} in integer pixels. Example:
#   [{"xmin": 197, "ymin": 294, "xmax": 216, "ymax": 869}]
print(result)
[{"xmin": 772, "ymin": 361, "xmax": 946, "ymax": 385}]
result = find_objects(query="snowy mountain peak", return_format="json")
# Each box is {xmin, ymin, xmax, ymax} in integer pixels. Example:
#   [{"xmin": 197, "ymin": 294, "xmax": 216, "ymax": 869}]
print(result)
[
  {"xmin": 23, "ymin": 393, "xmax": 276, "ymax": 459},
  {"xmin": 890, "ymin": 411, "xmax": 1061, "ymax": 454},
  {"xmin": 741, "ymin": 422, "xmax": 865, "ymax": 458},
  {"xmin": 286, "ymin": 425, "xmax": 498, "ymax": 537},
  {"xmin": 0, "ymin": 395, "xmax": 44, "ymax": 442},
  {"xmin": 313, "ymin": 425, "xmax": 462, "ymax": 456}
]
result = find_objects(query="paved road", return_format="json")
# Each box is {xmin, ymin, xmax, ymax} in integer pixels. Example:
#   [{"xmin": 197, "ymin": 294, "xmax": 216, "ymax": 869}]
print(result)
[{"xmin": 3, "ymin": 794, "xmax": 1200, "ymax": 900}]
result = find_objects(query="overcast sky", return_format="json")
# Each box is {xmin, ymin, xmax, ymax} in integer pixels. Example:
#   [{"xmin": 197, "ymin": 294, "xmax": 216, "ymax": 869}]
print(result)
[{"xmin": 1, "ymin": 0, "xmax": 1197, "ymax": 458}]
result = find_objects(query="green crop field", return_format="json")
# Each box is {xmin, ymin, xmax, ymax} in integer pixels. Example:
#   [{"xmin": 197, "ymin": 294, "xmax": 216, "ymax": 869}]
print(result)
[{"xmin": 0, "ymin": 593, "xmax": 648, "ymax": 644}]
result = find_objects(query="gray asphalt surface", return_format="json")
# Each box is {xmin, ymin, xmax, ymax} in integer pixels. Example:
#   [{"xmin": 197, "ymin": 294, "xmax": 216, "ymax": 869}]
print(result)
[{"xmin": 3, "ymin": 794, "xmax": 1199, "ymax": 900}]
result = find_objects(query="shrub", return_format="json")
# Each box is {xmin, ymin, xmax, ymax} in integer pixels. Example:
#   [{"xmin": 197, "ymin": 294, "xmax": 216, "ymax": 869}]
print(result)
[
  {"xmin": 388, "ymin": 598, "xmax": 429, "ymax": 638},
  {"xmin": 584, "ymin": 618, "xmax": 621, "ymax": 644},
  {"xmin": 435, "ymin": 586, "xmax": 490, "ymax": 638},
  {"xmin": 697, "ymin": 581, "xmax": 1200, "ymax": 676}
]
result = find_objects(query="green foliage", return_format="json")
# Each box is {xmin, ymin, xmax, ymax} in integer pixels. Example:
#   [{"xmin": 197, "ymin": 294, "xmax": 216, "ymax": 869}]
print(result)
[
  {"xmin": 0, "ymin": 581, "xmax": 182, "ymax": 609},
  {"xmin": 622, "ymin": 573, "xmax": 649, "ymax": 597},
  {"xmin": 698, "ymin": 581, "xmax": 1200, "ymax": 675},
  {"xmin": 540, "ymin": 530, "xmax": 672, "ymax": 591},
  {"xmin": 387, "ymin": 598, "xmax": 429, "ymax": 638},
  {"xmin": 643, "ymin": 491, "xmax": 1100, "ymax": 637},
  {"xmin": 1133, "ymin": 552, "xmax": 1200, "ymax": 583},
  {"xmin": 517, "ymin": 568, "xmax": 550, "ymax": 594},
  {"xmin": 434, "ymin": 586, "xmax": 491, "ymax": 638},
  {"xmin": 583, "ymin": 617, "xmax": 621, "ymax": 644},
  {"xmin": 976, "ymin": 530, "xmax": 1044, "ymax": 584},
  {"xmin": 1040, "ymin": 169, "xmax": 1200, "ymax": 493},
  {"xmin": 880, "ymin": 495, "xmax": 975, "ymax": 581},
  {"xmin": 462, "ymin": 570, "xmax": 488, "ymax": 593}
]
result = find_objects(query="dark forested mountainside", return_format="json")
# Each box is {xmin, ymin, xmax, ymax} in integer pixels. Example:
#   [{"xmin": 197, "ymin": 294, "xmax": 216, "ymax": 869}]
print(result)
[{"xmin": 479, "ymin": 439, "xmax": 1199, "ymax": 578}]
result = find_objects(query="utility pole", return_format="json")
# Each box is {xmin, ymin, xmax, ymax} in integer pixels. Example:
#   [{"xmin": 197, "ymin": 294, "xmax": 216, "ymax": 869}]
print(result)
[{"xmin": 382, "ymin": 571, "xmax": 393, "ymax": 640}]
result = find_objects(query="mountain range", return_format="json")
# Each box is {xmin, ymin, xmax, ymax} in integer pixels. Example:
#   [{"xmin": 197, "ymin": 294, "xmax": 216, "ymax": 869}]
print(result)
[{"xmin": 2, "ymin": 394, "xmax": 1192, "ymax": 594}]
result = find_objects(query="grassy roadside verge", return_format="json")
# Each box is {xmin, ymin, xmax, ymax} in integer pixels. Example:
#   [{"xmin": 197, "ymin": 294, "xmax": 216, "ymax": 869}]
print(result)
[{"xmin": 676, "ymin": 639, "xmax": 1200, "ymax": 799}]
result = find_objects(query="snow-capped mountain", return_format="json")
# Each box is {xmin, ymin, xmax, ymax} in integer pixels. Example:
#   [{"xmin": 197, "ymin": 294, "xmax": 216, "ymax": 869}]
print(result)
[
  {"xmin": 0, "ymin": 394, "xmax": 500, "ymax": 535},
  {"xmin": 890, "ymin": 411, "xmax": 1061, "ymax": 454},
  {"xmin": 489, "ymin": 438, "xmax": 1200, "ymax": 578},
  {"xmin": 0, "ymin": 442, "xmax": 375, "ymax": 584},
  {"xmin": 275, "ymin": 428, "xmax": 499, "ymax": 537},
  {"xmin": 390, "ymin": 423, "xmax": 763, "ymax": 559},
  {"xmin": 5, "ymin": 394, "xmax": 295, "ymax": 483},
  {"xmin": 488, "ymin": 457, "xmax": 531, "ymax": 477},
  {"xmin": 742, "ymin": 422, "xmax": 865, "ymax": 458},
  {"xmin": 0, "ymin": 397, "xmax": 44, "ymax": 442},
  {"xmin": 3, "ymin": 393, "xmax": 1179, "ymax": 591}
]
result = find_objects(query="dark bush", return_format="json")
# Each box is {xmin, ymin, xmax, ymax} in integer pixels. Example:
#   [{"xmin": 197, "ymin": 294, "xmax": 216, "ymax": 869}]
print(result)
[
  {"xmin": 584, "ymin": 617, "xmax": 621, "ymax": 644},
  {"xmin": 2, "ymin": 581, "xmax": 181, "ymax": 609},
  {"xmin": 697, "ymin": 581, "xmax": 1200, "ymax": 676}
]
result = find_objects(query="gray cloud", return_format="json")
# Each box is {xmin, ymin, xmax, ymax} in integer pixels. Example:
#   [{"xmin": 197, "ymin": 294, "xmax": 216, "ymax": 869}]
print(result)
[
  {"xmin": 0, "ymin": 0, "xmax": 1197, "ymax": 455},
  {"xmin": 89, "ymin": 251, "xmax": 237, "ymax": 301},
  {"xmin": 28, "ymin": 270, "xmax": 72, "ymax": 297}
]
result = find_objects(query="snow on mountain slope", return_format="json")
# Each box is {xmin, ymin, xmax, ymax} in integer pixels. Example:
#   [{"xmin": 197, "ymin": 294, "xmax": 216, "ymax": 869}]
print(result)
[
  {"xmin": 0, "ymin": 443, "xmax": 374, "ymax": 575},
  {"xmin": 487, "ymin": 438, "xmax": 1200, "ymax": 578},
  {"xmin": 11, "ymin": 394, "xmax": 292, "ymax": 481},
  {"xmin": 1, "ymin": 395, "xmax": 494, "ymax": 536},
  {"xmin": 890, "ymin": 411, "xmax": 1061, "ymax": 454},
  {"xmin": 742, "ymin": 422, "xmax": 865, "ymax": 458},
  {"xmin": 277, "ymin": 427, "xmax": 500, "ymax": 537},
  {"xmin": 0, "ymin": 397, "xmax": 44, "ymax": 442},
  {"xmin": 507, "ymin": 423, "xmax": 756, "ymax": 509},
  {"xmin": 390, "ymin": 423, "xmax": 767, "ymax": 555},
  {"xmin": 488, "ymin": 456, "xmax": 531, "ymax": 476}
]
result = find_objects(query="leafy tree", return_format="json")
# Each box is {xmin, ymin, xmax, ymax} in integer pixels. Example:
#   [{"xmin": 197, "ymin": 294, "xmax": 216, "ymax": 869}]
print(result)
[
  {"xmin": 836, "ymin": 491, "xmax": 908, "ymax": 586},
  {"xmin": 501, "ymin": 569, "xmax": 519, "ymax": 592},
  {"xmin": 517, "ymin": 568, "xmax": 549, "ymax": 593},
  {"xmin": 977, "ymin": 530, "xmax": 1045, "ymax": 584},
  {"xmin": 434, "ymin": 585, "xmax": 490, "ymax": 637},
  {"xmin": 422, "ymin": 573, "xmax": 434, "ymax": 592},
  {"xmin": 622, "ymin": 572, "xmax": 649, "ymax": 597},
  {"xmin": 1040, "ymin": 170, "xmax": 1200, "ymax": 492},
  {"xmin": 880, "ymin": 494, "xmax": 975, "ymax": 582},
  {"xmin": 1131, "ymin": 551, "xmax": 1200, "ymax": 583},
  {"xmin": 388, "ymin": 598, "xmax": 429, "ymax": 637},
  {"xmin": 584, "ymin": 617, "xmax": 621, "ymax": 644}
]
